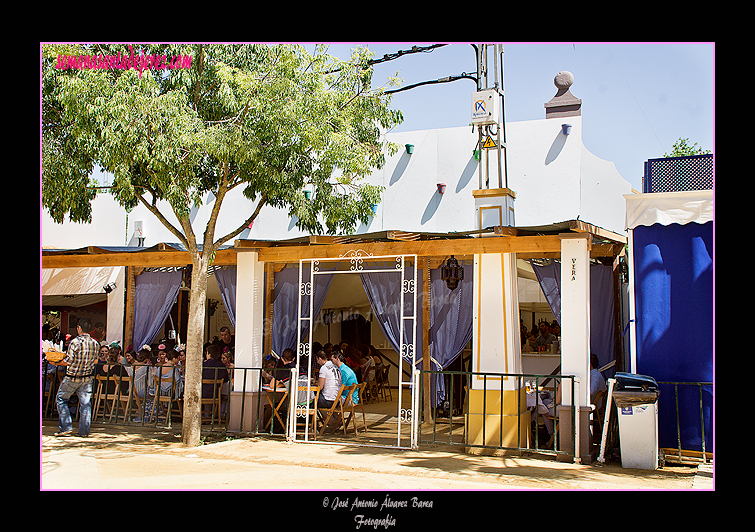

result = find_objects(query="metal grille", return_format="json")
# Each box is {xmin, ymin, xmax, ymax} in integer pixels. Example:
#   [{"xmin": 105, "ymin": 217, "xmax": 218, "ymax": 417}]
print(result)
[{"xmin": 643, "ymin": 154, "xmax": 713, "ymax": 193}]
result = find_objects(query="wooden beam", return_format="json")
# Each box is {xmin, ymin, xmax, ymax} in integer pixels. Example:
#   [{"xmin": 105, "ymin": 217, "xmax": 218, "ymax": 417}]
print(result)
[
  {"xmin": 42, "ymin": 248, "xmax": 238, "ymax": 269},
  {"xmin": 255, "ymin": 235, "xmax": 564, "ymax": 263}
]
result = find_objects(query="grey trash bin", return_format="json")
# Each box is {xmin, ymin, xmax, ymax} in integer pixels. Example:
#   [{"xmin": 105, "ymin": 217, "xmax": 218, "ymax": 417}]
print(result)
[{"xmin": 612, "ymin": 372, "xmax": 660, "ymax": 470}]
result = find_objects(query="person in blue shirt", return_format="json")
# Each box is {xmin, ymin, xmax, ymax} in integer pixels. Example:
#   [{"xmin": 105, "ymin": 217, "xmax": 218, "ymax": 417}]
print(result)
[{"xmin": 333, "ymin": 352, "xmax": 359, "ymax": 405}]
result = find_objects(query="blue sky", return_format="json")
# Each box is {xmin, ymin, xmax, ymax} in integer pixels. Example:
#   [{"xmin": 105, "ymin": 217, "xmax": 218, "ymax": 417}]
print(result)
[{"xmin": 320, "ymin": 42, "xmax": 715, "ymax": 192}]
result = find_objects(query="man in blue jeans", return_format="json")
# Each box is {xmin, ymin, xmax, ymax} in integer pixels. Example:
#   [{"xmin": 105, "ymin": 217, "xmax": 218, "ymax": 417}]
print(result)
[{"xmin": 52, "ymin": 318, "xmax": 100, "ymax": 437}]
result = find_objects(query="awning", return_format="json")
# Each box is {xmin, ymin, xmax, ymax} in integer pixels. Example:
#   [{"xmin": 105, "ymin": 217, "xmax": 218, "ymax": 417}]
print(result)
[{"xmin": 624, "ymin": 190, "xmax": 713, "ymax": 230}]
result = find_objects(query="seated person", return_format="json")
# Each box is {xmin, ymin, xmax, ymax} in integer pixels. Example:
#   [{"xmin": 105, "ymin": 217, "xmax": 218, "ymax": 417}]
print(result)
[
  {"xmin": 590, "ymin": 354, "xmax": 607, "ymax": 404},
  {"xmin": 268, "ymin": 348, "xmax": 297, "ymax": 390},
  {"xmin": 316, "ymin": 350, "xmax": 341, "ymax": 411},
  {"xmin": 202, "ymin": 344, "xmax": 228, "ymax": 398},
  {"xmin": 332, "ymin": 352, "xmax": 359, "ymax": 405},
  {"xmin": 536, "ymin": 321, "xmax": 557, "ymax": 349}
]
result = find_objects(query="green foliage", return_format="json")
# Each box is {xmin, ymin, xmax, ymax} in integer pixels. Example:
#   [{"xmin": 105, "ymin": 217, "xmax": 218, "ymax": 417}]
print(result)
[
  {"xmin": 42, "ymin": 43, "xmax": 403, "ymax": 243},
  {"xmin": 664, "ymin": 137, "xmax": 711, "ymax": 158}
]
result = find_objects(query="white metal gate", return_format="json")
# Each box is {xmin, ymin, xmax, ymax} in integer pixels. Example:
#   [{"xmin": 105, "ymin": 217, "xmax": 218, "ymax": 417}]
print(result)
[{"xmin": 288, "ymin": 251, "xmax": 420, "ymax": 449}]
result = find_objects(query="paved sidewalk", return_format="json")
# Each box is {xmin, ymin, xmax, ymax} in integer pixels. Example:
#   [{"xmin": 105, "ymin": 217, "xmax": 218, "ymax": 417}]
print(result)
[{"xmin": 40, "ymin": 422, "xmax": 710, "ymax": 491}]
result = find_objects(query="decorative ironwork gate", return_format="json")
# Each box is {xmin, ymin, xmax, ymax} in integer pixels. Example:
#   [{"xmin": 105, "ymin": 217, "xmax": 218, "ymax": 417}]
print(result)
[{"xmin": 289, "ymin": 251, "xmax": 420, "ymax": 449}]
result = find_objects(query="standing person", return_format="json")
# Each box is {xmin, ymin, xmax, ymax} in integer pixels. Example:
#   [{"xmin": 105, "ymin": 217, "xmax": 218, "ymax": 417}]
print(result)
[{"xmin": 51, "ymin": 318, "xmax": 99, "ymax": 437}]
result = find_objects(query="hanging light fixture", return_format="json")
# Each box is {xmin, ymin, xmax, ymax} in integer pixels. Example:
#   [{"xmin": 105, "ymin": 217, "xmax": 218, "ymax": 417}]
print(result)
[{"xmin": 440, "ymin": 255, "xmax": 464, "ymax": 290}]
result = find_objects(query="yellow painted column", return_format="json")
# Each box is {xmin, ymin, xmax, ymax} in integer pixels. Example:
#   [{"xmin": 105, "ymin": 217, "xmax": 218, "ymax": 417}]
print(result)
[{"xmin": 468, "ymin": 249, "xmax": 528, "ymax": 452}]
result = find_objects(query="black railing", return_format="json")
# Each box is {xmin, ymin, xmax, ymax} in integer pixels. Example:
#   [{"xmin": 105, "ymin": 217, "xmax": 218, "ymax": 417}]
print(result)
[{"xmin": 419, "ymin": 369, "xmax": 579, "ymax": 459}]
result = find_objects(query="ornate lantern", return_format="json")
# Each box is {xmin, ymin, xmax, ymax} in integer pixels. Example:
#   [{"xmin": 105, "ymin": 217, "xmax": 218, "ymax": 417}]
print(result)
[{"xmin": 440, "ymin": 255, "xmax": 464, "ymax": 290}]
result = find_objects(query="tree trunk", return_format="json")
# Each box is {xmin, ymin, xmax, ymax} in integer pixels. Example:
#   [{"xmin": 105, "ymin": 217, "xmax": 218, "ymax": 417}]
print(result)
[{"xmin": 182, "ymin": 252, "xmax": 210, "ymax": 447}]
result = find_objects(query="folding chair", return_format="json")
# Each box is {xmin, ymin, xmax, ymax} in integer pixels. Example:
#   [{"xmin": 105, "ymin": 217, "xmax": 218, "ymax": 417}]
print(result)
[
  {"xmin": 109, "ymin": 375, "xmax": 138, "ymax": 422},
  {"xmin": 201, "ymin": 378, "xmax": 224, "ymax": 425},
  {"xmin": 319, "ymin": 384, "xmax": 347, "ymax": 436},
  {"xmin": 151, "ymin": 374, "xmax": 181, "ymax": 425},
  {"xmin": 93, "ymin": 374, "xmax": 116, "ymax": 422},
  {"xmin": 363, "ymin": 366, "xmax": 378, "ymax": 403},
  {"xmin": 295, "ymin": 384, "xmax": 320, "ymax": 440},
  {"xmin": 343, "ymin": 382, "xmax": 367, "ymax": 435},
  {"xmin": 376, "ymin": 365, "xmax": 392, "ymax": 401},
  {"xmin": 264, "ymin": 388, "xmax": 289, "ymax": 433}
]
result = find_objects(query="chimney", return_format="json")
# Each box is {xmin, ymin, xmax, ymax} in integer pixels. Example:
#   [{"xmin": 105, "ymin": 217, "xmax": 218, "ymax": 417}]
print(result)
[{"xmin": 544, "ymin": 71, "xmax": 582, "ymax": 119}]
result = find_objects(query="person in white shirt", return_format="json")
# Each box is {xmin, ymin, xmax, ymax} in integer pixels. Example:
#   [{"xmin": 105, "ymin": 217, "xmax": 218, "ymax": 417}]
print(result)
[
  {"xmin": 316, "ymin": 350, "xmax": 341, "ymax": 410},
  {"xmin": 590, "ymin": 354, "xmax": 607, "ymax": 404}
]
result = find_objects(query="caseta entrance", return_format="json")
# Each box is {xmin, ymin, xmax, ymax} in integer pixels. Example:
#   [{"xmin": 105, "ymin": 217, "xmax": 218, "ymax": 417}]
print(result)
[{"xmin": 289, "ymin": 251, "xmax": 420, "ymax": 449}]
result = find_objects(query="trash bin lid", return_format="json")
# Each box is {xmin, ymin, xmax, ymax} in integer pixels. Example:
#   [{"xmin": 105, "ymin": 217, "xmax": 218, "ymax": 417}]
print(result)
[
  {"xmin": 615, "ymin": 372, "xmax": 658, "ymax": 391},
  {"xmin": 612, "ymin": 390, "xmax": 660, "ymax": 407}
]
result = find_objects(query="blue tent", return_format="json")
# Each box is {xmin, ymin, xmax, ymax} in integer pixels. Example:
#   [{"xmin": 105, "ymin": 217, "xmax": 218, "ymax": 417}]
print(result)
[{"xmin": 626, "ymin": 190, "xmax": 713, "ymax": 454}]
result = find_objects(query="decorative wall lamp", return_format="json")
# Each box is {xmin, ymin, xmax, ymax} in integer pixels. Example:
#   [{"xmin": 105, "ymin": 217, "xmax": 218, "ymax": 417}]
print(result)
[
  {"xmin": 440, "ymin": 255, "xmax": 464, "ymax": 290},
  {"xmin": 103, "ymin": 282, "xmax": 116, "ymax": 294},
  {"xmin": 405, "ymin": 144, "xmax": 414, "ymax": 154},
  {"xmin": 437, "ymin": 183, "xmax": 446, "ymax": 194},
  {"xmin": 561, "ymin": 123, "xmax": 572, "ymax": 135}
]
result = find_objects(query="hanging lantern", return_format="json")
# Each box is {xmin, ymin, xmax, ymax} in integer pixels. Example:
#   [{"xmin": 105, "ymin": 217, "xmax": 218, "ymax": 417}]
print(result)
[{"xmin": 441, "ymin": 255, "xmax": 464, "ymax": 290}]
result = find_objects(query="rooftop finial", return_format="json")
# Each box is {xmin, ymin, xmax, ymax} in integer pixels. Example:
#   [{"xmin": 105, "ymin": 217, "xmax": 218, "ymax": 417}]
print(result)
[{"xmin": 545, "ymin": 71, "xmax": 582, "ymax": 119}]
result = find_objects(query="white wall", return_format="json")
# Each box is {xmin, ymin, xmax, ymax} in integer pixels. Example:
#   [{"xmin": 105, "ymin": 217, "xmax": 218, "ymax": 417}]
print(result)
[{"xmin": 41, "ymin": 116, "xmax": 631, "ymax": 250}]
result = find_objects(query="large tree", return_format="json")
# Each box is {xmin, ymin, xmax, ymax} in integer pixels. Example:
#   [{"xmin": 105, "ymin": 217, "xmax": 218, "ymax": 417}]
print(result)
[{"xmin": 42, "ymin": 43, "xmax": 403, "ymax": 446}]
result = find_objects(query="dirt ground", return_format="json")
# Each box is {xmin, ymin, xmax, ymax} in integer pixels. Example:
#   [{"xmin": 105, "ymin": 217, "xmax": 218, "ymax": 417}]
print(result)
[{"xmin": 40, "ymin": 420, "xmax": 708, "ymax": 491}]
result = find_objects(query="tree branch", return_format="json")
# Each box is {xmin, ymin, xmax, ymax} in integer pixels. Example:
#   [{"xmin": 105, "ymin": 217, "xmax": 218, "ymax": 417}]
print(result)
[
  {"xmin": 213, "ymin": 197, "xmax": 266, "ymax": 249},
  {"xmin": 134, "ymin": 191, "xmax": 194, "ymax": 252}
]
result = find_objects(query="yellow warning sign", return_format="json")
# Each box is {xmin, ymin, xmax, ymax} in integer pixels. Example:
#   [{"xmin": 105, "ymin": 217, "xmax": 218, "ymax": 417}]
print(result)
[{"xmin": 482, "ymin": 136, "xmax": 497, "ymax": 149}]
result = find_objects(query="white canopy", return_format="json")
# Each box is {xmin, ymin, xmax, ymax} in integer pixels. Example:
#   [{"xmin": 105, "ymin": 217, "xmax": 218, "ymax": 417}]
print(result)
[{"xmin": 624, "ymin": 190, "xmax": 713, "ymax": 230}]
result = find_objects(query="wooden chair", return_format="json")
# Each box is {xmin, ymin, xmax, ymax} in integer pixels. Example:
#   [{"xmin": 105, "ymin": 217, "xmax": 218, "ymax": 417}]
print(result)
[
  {"xmin": 343, "ymin": 382, "xmax": 367, "ymax": 435},
  {"xmin": 109, "ymin": 375, "xmax": 138, "ymax": 422},
  {"xmin": 43, "ymin": 370, "xmax": 58, "ymax": 418},
  {"xmin": 294, "ymin": 384, "xmax": 320, "ymax": 440},
  {"xmin": 151, "ymin": 373, "xmax": 181, "ymax": 425},
  {"xmin": 264, "ymin": 388, "xmax": 289, "ymax": 433},
  {"xmin": 93, "ymin": 374, "xmax": 117, "ymax": 422},
  {"xmin": 201, "ymin": 378, "xmax": 224, "ymax": 425},
  {"xmin": 319, "ymin": 384, "xmax": 348, "ymax": 436},
  {"xmin": 363, "ymin": 366, "xmax": 379, "ymax": 403},
  {"xmin": 376, "ymin": 365, "xmax": 392, "ymax": 402},
  {"xmin": 590, "ymin": 389, "xmax": 607, "ymax": 442}
]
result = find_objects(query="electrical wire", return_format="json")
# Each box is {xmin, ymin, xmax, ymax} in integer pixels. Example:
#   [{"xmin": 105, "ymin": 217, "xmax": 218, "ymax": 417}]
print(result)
[{"xmin": 606, "ymin": 44, "xmax": 665, "ymax": 152}]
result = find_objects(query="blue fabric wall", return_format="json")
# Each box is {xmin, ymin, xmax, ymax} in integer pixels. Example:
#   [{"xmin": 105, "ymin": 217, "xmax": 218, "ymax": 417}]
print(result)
[{"xmin": 632, "ymin": 221, "xmax": 713, "ymax": 452}]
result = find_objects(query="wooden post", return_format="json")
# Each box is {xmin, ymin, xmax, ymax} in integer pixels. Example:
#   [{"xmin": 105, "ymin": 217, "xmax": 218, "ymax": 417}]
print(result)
[
  {"xmin": 264, "ymin": 262, "xmax": 274, "ymax": 357},
  {"xmin": 422, "ymin": 257, "xmax": 432, "ymax": 423}
]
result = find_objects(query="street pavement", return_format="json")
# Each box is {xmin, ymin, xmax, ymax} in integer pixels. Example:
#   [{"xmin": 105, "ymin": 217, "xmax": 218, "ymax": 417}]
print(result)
[{"xmin": 40, "ymin": 421, "xmax": 711, "ymax": 493}]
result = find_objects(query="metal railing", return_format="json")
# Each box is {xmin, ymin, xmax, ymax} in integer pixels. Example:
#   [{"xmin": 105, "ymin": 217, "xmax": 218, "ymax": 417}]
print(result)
[
  {"xmin": 419, "ymin": 369, "xmax": 578, "ymax": 459},
  {"xmin": 43, "ymin": 362, "xmax": 235, "ymax": 432},
  {"xmin": 657, "ymin": 380, "xmax": 713, "ymax": 464}
]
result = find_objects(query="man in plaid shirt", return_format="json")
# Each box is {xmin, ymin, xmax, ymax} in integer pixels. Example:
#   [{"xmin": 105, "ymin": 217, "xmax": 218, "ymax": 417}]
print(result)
[{"xmin": 52, "ymin": 318, "xmax": 100, "ymax": 437}]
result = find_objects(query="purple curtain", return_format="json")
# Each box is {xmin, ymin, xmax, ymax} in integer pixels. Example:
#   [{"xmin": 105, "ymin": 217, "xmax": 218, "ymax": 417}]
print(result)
[
  {"xmin": 132, "ymin": 270, "xmax": 182, "ymax": 350},
  {"xmin": 530, "ymin": 260, "xmax": 615, "ymax": 372},
  {"xmin": 427, "ymin": 263, "xmax": 474, "ymax": 406},
  {"xmin": 272, "ymin": 265, "xmax": 334, "ymax": 357},
  {"xmin": 360, "ymin": 262, "xmax": 474, "ymax": 406},
  {"xmin": 214, "ymin": 267, "xmax": 237, "ymax": 328}
]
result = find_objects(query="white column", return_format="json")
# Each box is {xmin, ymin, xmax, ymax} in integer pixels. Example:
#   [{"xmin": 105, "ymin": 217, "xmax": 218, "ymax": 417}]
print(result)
[
  {"xmin": 234, "ymin": 251, "xmax": 265, "ymax": 392},
  {"xmin": 472, "ymin": 252, "xmax": 520, "ymax": 390},
  {"xmin": 559, "ymin": 234, "xmax": 590, "ymax": 407},
  {"xmin": 106, "ymin": 266, "xmax": 125, "ymax": 345}
]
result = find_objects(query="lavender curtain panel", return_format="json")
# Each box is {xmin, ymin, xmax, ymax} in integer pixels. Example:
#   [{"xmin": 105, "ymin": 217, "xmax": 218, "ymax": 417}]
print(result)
[
  {"xmin": 132, "ymin": 270, "xmax": 182, "ymax": 350},
  {"xmin": 531, "ymin": 261, "xmax": 562, "ymax": 323},
  {"xmin": 359, "ymin": 263, "xmax": 424, "ymax": 369},
  {"xmin": 530, "ymin": 260, "xmax": 615, "ymax": 371},
  {"xmin": 428, "ymin": 263, "xmax": 474, "ymax": 406},
  {"xmin": 272, "ymin": 265, "xmax": 334, "ymax": 356},
  {"xmin": 214, "ymin": 267, "xmax": 237, "ymax": 328}
]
